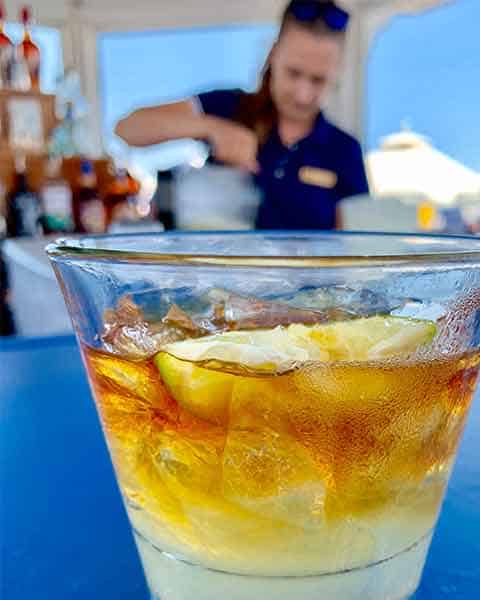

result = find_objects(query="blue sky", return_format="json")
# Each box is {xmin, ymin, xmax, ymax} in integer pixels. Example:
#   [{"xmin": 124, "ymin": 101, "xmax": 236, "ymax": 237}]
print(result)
[
  {"xmin": 367, "ymin": 0, "xmax": 480, "ymax": 170},
  {"xmin": 98, "ymin": 24, "xmax": 277, "ymax": 170}
]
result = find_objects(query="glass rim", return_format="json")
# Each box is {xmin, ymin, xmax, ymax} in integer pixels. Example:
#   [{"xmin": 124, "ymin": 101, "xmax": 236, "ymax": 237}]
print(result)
[{"xmin": 45, "ymin": 230, "xmax": 480, "ymax": 268}]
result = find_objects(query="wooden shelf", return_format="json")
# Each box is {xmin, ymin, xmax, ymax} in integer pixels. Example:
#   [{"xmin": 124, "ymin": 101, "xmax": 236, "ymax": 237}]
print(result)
[
  {"xmin": 0, "ymin": 90, "xmax": 57, "ymax": 153},
  {"xmin": 0, "ymin": 91, "xmax": 117, "ymax": 217},
  {"xmin": 0, "ymin": 152, "xmax": 115, "ymax": 219}
]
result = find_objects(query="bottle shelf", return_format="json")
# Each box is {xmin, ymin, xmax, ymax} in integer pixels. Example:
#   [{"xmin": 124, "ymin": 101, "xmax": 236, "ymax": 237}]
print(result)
[
  {"xmin": 0, "ymin": 90, "xmax": 57, "ymax": 154},
  {"xmin": 0, "ymin": 152, "xmax": 112, "ymax": 193}
]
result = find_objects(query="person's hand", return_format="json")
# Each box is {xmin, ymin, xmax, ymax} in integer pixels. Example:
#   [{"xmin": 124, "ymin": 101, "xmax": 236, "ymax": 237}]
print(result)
[{"xmin": 205, "ymin": 116, "xmax": 259, "ymax": 174}]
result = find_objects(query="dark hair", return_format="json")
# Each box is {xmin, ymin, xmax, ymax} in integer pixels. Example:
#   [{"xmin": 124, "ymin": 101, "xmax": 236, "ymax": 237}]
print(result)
[{"xmin": 237, "ymin": 1, "xmax": 348, "ymax": 143}]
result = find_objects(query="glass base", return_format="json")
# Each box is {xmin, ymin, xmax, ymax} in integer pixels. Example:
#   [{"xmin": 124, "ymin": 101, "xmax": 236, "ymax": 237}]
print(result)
[{"xmin": 136, "ymin": 530, "xmax": 431, "ymax": 600}]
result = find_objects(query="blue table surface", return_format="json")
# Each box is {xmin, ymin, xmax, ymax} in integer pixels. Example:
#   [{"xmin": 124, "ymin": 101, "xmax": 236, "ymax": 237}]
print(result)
[{"xmin": 1, "ymin": 335, "xmax": 479, "ymax": 600}]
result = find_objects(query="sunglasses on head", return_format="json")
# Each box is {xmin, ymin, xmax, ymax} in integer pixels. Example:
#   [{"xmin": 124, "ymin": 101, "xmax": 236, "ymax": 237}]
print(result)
[{"xmin": 287, "ymin": 1, "xmax": 350, "ymax": 32}]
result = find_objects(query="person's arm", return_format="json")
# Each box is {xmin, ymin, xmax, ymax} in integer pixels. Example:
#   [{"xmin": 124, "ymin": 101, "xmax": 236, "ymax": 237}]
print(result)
[
  {"xmin": 115, "ymin": 98, "xmax": 259, "ymax": 172},
  {"xmin": 115, "ymin": 101, "xmax": 207, "ymax": 147}
]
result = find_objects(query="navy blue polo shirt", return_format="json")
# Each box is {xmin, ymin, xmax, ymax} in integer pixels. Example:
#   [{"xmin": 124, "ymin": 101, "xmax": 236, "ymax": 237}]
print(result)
[{"xmin": 197, "ymin": 89, "xmax": 369, "ymax": 230}]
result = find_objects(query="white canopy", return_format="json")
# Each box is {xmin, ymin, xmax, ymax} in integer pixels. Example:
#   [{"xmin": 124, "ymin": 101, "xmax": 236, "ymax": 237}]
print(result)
[
  {"xmin": 5, "ymin": 0, "xmax": 448, "ymax": 149},
  {"xmin": 7, "ymin": 1, "xmax": 448, "ymax": 30},
  {"xmin": 366, "ymin": 130, "xmax": 480, "ymax": 206}
]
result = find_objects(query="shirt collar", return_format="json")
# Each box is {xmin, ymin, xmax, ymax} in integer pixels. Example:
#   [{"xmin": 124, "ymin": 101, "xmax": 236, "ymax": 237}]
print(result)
[
  {"xmin": 309, "ymin": 112, "xmax": 330, "ymax": 145},
  {"xmin": 270, "ymin": 112, "xmax": 330, "ymax": 149}
]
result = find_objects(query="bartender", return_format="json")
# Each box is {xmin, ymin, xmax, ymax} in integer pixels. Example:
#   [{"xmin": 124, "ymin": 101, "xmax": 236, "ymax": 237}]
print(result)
[{"xmin": 115, "ymin": 1, "xmax": 369, "ymax": 230}]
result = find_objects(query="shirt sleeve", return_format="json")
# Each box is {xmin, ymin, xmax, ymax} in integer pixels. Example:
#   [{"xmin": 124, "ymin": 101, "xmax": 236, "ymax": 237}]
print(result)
[
  {"xmin": 196, "ymin": 89, "xmax": 243, "ymax": 121},
  {"xmin": 337, "ymin": 138, "xmax": 370, "ymax": 200}
]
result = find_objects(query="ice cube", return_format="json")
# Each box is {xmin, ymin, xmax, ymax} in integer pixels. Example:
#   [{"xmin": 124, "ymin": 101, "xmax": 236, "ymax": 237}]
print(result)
[
  {"xmin": 391, "ymin": 300, "xmax": 446, "ymax": 322},
  {"xmin": 291, "ymin": 359, "xmax": 470, "ymax": 512},
  {"xmin": 101, "ymin": 295, "xmax": 165, "ymax": 358},
  {"xmin": 97, "ymin": 390, "xmax": 154, "ymax": 445},
  {"xmin": 126, "ymin": 447, "xmax": 186, "ymax": 524},
  {"xmin": 101, "ymin": 296, "xmax": 211, "ymax": 358},
  {"xmin": 92, "ymin": 389, "xmax": 159, "ymax": 502},
  {"xmin": 147, "ymin": 426, "xmax": 296, "ymax": 560},
  {"xmin": 222, "ymin": 428, "xmax": 325, "ymax": 529},
  {"xmin": 228, "ymin": 376, "xmax": 294, "ymax": 433},
  {"xmin": 276, "ymin": 285, "xmax": 401, "ymax": 317},
  {"xmin": 86, "ymin": 350, "xmax": 171, "ymax": 408},
  {"xmin": 206, "ymin": 289, "xmax": 350, "ymax": 331},
  {"xmin": 152, "ymin": 427, "xmax": 225, "ymax": 495},
  {"xmin": 161, "ymin": 304, "xmax": 201, "ymax": 333}
]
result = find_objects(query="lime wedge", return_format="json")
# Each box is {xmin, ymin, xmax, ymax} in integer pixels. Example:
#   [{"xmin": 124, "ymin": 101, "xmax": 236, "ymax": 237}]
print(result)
[
  {"xmin": 159, "ymin": 317, "xmax": 435, "ymax": 369},
  {"xmin": 304, "ymin": 316, "xmax": 437, "ymax": 361},
  {"xmin": 154, "ymin": 316, "xmax": 436, "ymax": 422},
  {"xmin": 155, "ymin": 352, "xmax": 235, "ymax": 424},
  {"xmin": 157, "ymin": 327, "xmax": 329, "ymax": 375}
]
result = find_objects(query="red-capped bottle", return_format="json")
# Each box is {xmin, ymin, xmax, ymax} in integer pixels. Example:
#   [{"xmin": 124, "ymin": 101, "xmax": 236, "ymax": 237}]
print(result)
[
  {"xmin": 0, "ymin": 2, "xmax": 13, "ymax": 88},
  {"xmin": 19, "ymin": 5, "xmax": 40, "ymax": 90}
]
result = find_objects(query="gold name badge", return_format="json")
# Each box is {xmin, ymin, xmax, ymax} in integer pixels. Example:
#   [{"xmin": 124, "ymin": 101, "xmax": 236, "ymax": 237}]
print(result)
[{"xmin": 299, "ymin": 166, "xmax": 338, "ymax": 189}]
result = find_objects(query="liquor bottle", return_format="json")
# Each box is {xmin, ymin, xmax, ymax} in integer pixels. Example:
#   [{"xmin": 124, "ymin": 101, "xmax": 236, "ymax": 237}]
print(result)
[
  {"xmin": 40, "ymin": 157, "xmax": 73, "ymax": 234},
  {"xmin": 9, "ymin": 44, "xmax": 30, "ymax": 91},
  {"xmin": 127, "ymin": 170, "xmax": 141, "ymax": 198},
  {"xmin": 152, "ymin": 169, "xmax": 175, "ymax": 230},
  {"xmin": 0, "ymin": 177, "xmax": 7, "ymax": 236},
  {"xmin": 73, "ymin": 160, "xmax": 106, "ymax": 233},
  {"xmin": 19, "ymin": 5, "xmax": 40, "ymax": 91},
  {"xmin": 0, "ymin": 243, "xmax": 16, "ymax": 336},
  {"xmin": 0, "ymin": 2, "xmax": 13, "ymax": 88},
  {"xmin": 103, "ymin": 166, "xmax": 132, "ymax": 230},
  {"xmin": 6, "ymin": 154, "xmax": 42, "ymax": 237},
  {"xmin": 48, "ymin": 102, "xmax": 79, "ymax": 158}
]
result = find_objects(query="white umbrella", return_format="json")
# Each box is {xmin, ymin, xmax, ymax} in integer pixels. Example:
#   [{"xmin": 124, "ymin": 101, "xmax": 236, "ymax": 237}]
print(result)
[{"xmin": 366, "ymin": 129, "xmax": 480, "ymax": 206}]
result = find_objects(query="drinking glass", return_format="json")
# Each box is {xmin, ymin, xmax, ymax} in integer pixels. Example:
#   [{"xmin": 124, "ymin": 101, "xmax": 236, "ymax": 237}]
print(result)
[{"xmin": 47, "ymin": 232, "xmax": 480, "ymax": 600}]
